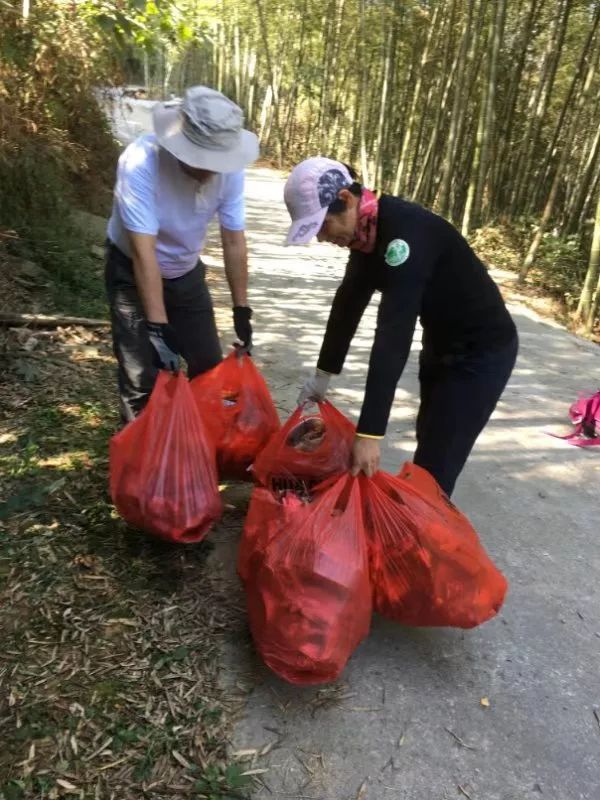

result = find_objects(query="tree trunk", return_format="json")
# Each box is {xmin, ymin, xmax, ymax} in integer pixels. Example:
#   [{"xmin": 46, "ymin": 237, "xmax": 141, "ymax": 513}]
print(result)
[
  {"xmin": 324, "ymin": 0, "xmax": 346, "ymax": 154},
  {"xmin": 576, "ymin": 189, "xmax": 600, "ymax": 332},
  {"xmin": 239, "ymin": 34, "xmax": 249, "ymax": 109},
  {"xmin": 163, "ymin": 52, "xmax": 174, "ymax": 97},
  {"xmin": 577, "ymin": 155, "xmax": 600, "ymax": 237},
  {"xmin": 518, "ymin": 48, "xmax": 597, "ymax": 283},
  {"xmin": 217, "ymin": 23, "xmax": 225, "ymax": 92},
  {"xmin": 258, "ymin": 84, "xmax": 273, "ymax": 141},
  {"xmin": 473, "ymin": 0, "xmax": 505, "ymax": 225},
  {"xmin": 408, "ymin": 79, "xmax": 434, "ymax": 196},
  {"xmin": 282, "ymin": 11, "xmax": 306, "ymax": 150},
  {"xmin": 349, "ymin": 71, "xmax": 362, "ymax": 167},
  {"xmin": 178, "ymin": 47, "xmax": 190, "ymax": 95},
  {"xmin": 510, "ymin": 0, "xmax": 572, "ymax": 214},
  {"xmin": 415, "ymin": 5, "xmax": 461, "ymax": 205},
  {"xmin": 532, "ymin": 7, "xmax": 600, "ymax": 212},
  {"xmin": 493, "ymin": 0, "xmax": 542, "ymax": 211},
  {"xmin": 390, "ymin": 22, "xmax": 418, "ymax": 185},
  {"xmin": 373, "ymin": 26, "xmax": 392, "ymax": 187},
  {"xmin": 318, "ymin": 3, "xmax": 335, "ymax": 151},
  {"xmin": 378, "ymin": 0, "xmax": 402, "ymax": 187},
  {"xmin": 0, "ymin": 313, "xmax": 109, "ymax": 329},
  {"xmin": 443, "ymin": 0, "xmax": 487, "ymax": 218},
  {"xmin": 414, "ymin": 55, "xmax": 459, "ymax": 204},
  {"xmin": 233, "ymin": 21, "xmax": 241, "ymax": 105},
  {"xmin": 358, "ymin": 0, "xmax": 370, "ymax": 184},
  {"xmin": 563, "ymin": 100, "xmax": 600, "ymax": 236},
  {"xmin": 246, "ymin": 51, "xmax": 258, "ymax": 127},
  {"xmin": 438, "ymin": 0, "xmax": 476, "ymax": 218},
  {"xmin": 254, "ymin": 0, "xmax": 284, "ymax": 164},
  {"xmin": 462, "ymin": 82, "xmax": 485, "ymax": 236},
  {"xmin": 143, "ymin": 50, "xmax": 150, "ymax": 90},
  {"xmin": 391, "ymin": 3, "xmax": 441, "ymax": 195}
]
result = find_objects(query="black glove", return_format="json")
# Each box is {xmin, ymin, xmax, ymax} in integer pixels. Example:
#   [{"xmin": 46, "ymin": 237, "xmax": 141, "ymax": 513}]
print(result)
[
  {"xmin": 145, "ymin": 321, "xmax": 180, "ymax": 371},
  {"xmin": 233, "ymin": 306, "xmax": 253, "ymax": 352}
]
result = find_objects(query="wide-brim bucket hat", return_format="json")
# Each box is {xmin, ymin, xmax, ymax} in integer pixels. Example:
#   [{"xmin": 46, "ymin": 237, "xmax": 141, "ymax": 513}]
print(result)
[{"xmin": 153, "ymin": 85, "xmax": 259, "ymax": 172}]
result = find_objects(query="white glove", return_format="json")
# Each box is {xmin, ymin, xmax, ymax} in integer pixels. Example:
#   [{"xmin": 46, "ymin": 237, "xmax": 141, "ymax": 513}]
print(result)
[{"xmin": 297, "ymin": 369, "xmax": 332, "ymax": 406}]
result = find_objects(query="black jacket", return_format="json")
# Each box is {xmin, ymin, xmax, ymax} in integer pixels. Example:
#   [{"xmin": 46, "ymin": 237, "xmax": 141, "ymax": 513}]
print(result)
[{"xmin": 316, "ymin": 195, "xmax": 516, "ymax": 437}]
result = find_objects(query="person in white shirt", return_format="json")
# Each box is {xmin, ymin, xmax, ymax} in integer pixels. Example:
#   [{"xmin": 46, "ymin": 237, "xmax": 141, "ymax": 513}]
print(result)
[{"xmin": 106, "ymin": 85, "xmax": 259, "ymax": 422}]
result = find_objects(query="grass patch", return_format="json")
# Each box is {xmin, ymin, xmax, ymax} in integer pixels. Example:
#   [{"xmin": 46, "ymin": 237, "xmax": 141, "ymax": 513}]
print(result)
[
  {"xmin": 1, "ymin": 205, "xmax": 109, "ymax": 319},
  {"xmin": 1, "ymin": 0, "xmax": 118, "ymax": 319},
  {"xmin": 0, "ymin": 324, "xmax": 252, "ymax": 799}
]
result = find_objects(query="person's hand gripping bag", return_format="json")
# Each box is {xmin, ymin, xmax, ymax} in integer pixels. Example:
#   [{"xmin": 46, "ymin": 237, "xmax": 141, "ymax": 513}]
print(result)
[
  {"xmin": 109, "ymin": 371, "xmax": 223, "ymax": 542},
  {"xmin": 191, "ymin": 352, "xmax": 280, "ymax": 481},
  {"xmin": 252, "ymin": 400, "xmax": 355, "ymax": 488},
  {"xmin": 239, "ymin": 475, "xmax": 372, "ymax": 685},
  {"xmin": 361, "ymin": 465, "xmax": 507, "ymax": 628}
]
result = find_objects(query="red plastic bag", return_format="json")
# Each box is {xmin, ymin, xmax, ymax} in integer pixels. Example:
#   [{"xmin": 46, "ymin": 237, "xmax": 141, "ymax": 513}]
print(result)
[
  {"xmin": 191, "ymin": 352, "xmax": 280, "ymax": 481},
  {"xmin": 239, "ymin": 475, "xmax": 371, "ymax": 685},
  {"xmin": 109, "ymin": 371, "xmax": 222, "ymax": 542},
  {"xmin": 362, "ymin": 464, "xmax": 507, "ymax": 628},
  {"xmin": 252, "ymin": 400, "xmax": 355, "ymax": 488}
]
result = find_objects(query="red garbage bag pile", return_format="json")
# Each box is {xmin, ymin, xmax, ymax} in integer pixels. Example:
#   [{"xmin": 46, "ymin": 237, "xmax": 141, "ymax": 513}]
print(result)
[
  {"xmin": 238, "ymin": 475, "xmax": 371, "ymax": 685},
  {"xmin": 362, "ymin": 464, "xmax": 507, "ymax": 628},
  {"xmin": 109, "ymin": 370, "xmax": 222, "ymax": 542},
  {"xmin": 252, "ymin": 400, "xmax": 354, "ymax": 488},
  {"xmin": 191, "ymin": 352, "xmax": 280, "ymax": 480},
  {"xmin": 240, "ymin": 401, "xmax": 508, "ymax": 683}
]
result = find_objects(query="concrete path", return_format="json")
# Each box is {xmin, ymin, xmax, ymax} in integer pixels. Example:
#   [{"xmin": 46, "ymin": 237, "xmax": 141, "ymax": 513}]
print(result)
[
  {"xmin": 206, "ymin": 169, "xmax": 600, "ymax": 800},
  {"xmin": 104, "ymin": 99, "xmax": 600, "ymax": 799}
]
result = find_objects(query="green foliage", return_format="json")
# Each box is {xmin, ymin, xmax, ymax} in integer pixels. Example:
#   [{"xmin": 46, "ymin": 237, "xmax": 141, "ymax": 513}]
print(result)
[
  {"xmin": 152, "ymin": 644, "xmax": 191, "ymax": 669},
  {"xmin": 1, "ymin": 780, "xmax": 26, "ymax": 800},
  {"xmin": 193, "ymin": 763, "xmax": 253, "ymax": 799},
  {"xmin": 0, "ymin": 478, "xmax": 66, "ymax": 522},
  {"xmin": 469, "ymin": 223, "xmax": 525, "ymax": 272},
  {"xmin": 529, "ymin": 231, "xmax": 587, "ymax": 306},
  {"xmin": 0, "ymin": 0, "xmax": 118, "ymax": 313},
  {"xmin": 1, "ymin": 0, "xmax": 598, "ymax": 329},
  {"xmin": 0, "ymin": 148, "xmax": 108, "ymax": 316},
  {"xmin": 470, "ymin": 219, "xmax": 591, "ymax": 316}
]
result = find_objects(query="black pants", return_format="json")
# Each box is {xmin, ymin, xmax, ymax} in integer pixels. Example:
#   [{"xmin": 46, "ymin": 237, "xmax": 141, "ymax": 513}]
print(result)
[
  {"xmin": 413, "ymin": 336, "xmax": 518, "ymax": 497},
  {"xmin": 105, "ymin": 242, "xmax": 223, "ymax": 422}
]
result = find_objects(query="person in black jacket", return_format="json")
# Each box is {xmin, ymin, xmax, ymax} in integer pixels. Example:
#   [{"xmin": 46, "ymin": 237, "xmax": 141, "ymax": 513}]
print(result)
[{"xmin": 286, "ymin": 157, "xmax": 518, "ymax": 496}]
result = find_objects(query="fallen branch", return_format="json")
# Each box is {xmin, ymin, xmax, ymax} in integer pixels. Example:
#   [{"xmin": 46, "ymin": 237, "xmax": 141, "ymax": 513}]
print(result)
[{"xmin": 0, "ymin": 312, "xmax": 110, "ymax": 329}]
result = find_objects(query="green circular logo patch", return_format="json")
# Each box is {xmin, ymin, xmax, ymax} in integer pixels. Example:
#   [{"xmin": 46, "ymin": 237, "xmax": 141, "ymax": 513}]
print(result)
[{"xmin": 385, "ymin": 238, "xmax": 410, "ymax": 267}]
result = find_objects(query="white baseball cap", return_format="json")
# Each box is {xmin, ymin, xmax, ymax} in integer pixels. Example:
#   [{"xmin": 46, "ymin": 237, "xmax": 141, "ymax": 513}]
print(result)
[{"xmin": 284, "ymin": 157, "xmax": 353, "ymax": 245}]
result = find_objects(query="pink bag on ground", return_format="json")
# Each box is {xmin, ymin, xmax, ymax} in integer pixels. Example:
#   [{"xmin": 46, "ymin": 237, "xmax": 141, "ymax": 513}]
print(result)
[{"xmin": 552, "ymin": 390, "xmax": 600, "ymax": 447}]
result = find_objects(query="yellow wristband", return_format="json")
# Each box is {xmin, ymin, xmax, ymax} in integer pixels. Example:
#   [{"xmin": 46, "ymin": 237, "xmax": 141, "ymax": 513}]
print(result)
[{"xmin": 356, "ymin": 432, "xmax": 384, "ymax": 440}]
